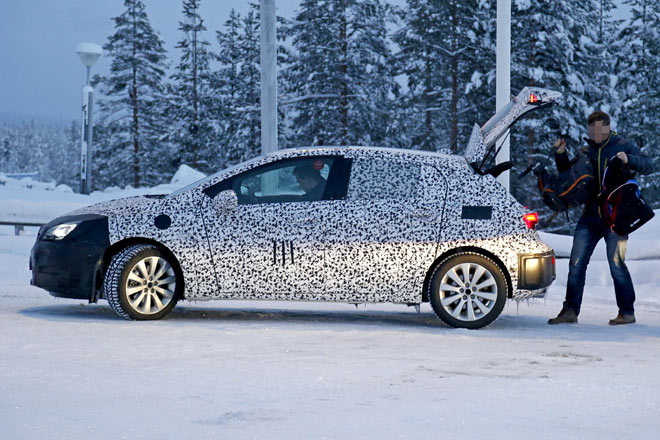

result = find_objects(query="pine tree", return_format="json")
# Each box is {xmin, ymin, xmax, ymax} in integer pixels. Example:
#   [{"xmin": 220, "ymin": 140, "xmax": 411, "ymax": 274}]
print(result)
[
  {"xmin": 585, "ymin": 0, "xmax": 623, "ymax": 114},
  {"xmin": 394, "ymin": 0, "xmax": 492, "ymax": 152},
  {"xmin": 616, "ymin": 0, "xmax": 660, "ymax": 206},
  {"xmin": 460, "ymin": 0, "xmax": 496, "ymax": 144},
  {"xmin": 0, "ymin": 121, "xmax": 78, "ymax": 188},
  {"xmin": 212, "ymin": 7, "xmax": 262, "ymax": 166},
  {"xmin": 169, "ymin": 0, "xmax": 216, "ymax": 174},
  {"xmin": 94, "ymin": 0, "xmax": 170, "ymax": 188},
  {"xmin": 214, "ymin": 9, "xmax": 243, "ymax": 166},
  {"xmin": 213, "ymin": 4, "xmax": 290, "ymax": 165},
  {"xmin": 284, "ymin": 0, "xmax": 397, "ymax": 148},
  {"xmin": 236, "ymin": 7, "xmax": 262, "ymax": 159},
  {"xmin": 507, "ymin": 0, "xmax": 596, "ymax": 230}
]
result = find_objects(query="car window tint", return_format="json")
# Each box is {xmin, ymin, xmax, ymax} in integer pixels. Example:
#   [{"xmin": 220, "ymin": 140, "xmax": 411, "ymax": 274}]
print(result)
[
  {"xmin": 347, "ymin": 159, "xmax": 421, "ymax": 200},
  {"xmin": 233, "ymin": 158, "xmax": 335, "ymax": 205}
]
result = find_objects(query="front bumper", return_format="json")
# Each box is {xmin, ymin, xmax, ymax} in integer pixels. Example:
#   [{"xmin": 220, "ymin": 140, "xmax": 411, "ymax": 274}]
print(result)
[
  {"xmin": 30, "ymin": 214, "xmax": 110, "ymax": 300},
  {"xmin": 517, "ymin": 251, "xmax": 556, "ymax": 290}
]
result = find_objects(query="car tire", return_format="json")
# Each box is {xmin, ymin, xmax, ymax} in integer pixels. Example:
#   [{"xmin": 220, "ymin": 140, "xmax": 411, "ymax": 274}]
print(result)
[
  {"xmin": 428, "ymin": 253, "xmax": 507, "ymax": 329},
  {"xmin": 104, "ymin": 244, "xmax": 181, "ymax": 320}
]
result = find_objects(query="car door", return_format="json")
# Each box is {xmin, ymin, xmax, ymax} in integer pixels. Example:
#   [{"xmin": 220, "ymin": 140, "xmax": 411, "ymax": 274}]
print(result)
[
  {"xmin": 322, "ymin": 155, "xmax": 446, "ymax": 303},
  {"xmin": 200, "ymin": 155, "xmax": 349, "ymax": 299}
]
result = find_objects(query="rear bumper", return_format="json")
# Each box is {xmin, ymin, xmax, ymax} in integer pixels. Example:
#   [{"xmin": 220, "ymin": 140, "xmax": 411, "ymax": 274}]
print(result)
[{"xmin": 517, "ymin": 251, "xmax": 556, "ymax": 290}]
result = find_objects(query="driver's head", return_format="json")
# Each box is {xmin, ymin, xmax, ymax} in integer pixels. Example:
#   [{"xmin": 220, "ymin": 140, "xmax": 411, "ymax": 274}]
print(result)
[
  {"xmin": 293, "ymin": 165, "xmax": 323, "ymax": 193},
  {"xmin": 587, "ymin": 111, "xmax": 611, "ymax": 144}
]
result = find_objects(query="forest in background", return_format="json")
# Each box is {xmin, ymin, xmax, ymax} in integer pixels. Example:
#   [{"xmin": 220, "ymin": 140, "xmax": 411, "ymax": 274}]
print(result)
[{"xmin": 2, "ymin": 0, "xmax": 659, "ymax": 232}]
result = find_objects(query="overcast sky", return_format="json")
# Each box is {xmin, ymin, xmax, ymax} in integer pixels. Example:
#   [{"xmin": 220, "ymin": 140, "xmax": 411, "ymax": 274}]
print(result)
[{"xmin": 0, "ymin": 0, "xmax": 629, "ymax": 125}]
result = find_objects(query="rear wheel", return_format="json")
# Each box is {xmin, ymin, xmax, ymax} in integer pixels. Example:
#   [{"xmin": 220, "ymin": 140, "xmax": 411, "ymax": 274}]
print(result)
[
  {"xmin": 428, "ymin": 253, "xmax": 507, "ymax": 329},
  {"xmin": 104, "ymin": 244, "xmax": 180, "ymax": 320}
]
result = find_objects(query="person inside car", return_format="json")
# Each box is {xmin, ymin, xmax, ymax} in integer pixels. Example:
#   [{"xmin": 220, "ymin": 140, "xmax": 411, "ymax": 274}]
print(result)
[{"xmin": 293, "ymin": 164, "xmax": 327, "ymax": 201}]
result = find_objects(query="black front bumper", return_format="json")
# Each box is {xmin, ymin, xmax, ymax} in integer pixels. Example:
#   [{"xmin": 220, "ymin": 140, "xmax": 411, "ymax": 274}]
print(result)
[
  {"xmin": 517, "ymin": 251, "xmax": 556, "ymax": 290},
  {"xmin": 30, "ymin": 214, "xmax": 110, "ymax": 300}
]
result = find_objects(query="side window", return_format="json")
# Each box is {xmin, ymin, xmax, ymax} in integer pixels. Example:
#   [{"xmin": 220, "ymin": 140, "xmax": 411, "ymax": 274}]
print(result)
[
  {"xmin": 347, "ymin": 158, "xmax": 421, "ymax": 200},
  {"xmin": 231, "ymin": 157, "xmax": 337, "ymax": 205}
]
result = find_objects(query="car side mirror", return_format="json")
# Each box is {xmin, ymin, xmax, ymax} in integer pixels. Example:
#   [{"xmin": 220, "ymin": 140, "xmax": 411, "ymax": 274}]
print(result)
[{"xmin": 213, "ymin": 189, "xmax": 238, "ymax": 213}]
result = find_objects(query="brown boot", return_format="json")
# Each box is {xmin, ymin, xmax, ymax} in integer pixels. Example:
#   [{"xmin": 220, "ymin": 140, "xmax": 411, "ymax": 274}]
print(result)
[
  {"xmin": 548, "ymin": 308, "xmax": 578, "ymax": 325},
  {"xmin": 608, "ymin": 314, "xmax": 636, "ymax": 325}
]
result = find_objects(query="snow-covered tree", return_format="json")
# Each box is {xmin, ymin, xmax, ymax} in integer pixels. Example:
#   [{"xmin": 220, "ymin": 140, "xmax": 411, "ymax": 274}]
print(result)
[
  {"xmin": 284, "ymin": 0, "xmax": 397, "ymax": 147},
  {"xmin": 507, "ymin": 0, "xmax": 595, "ymax": 228},
  {"xmin": 0, "ymin": 121, "xmax": 79, "ymax": 188},
  {"xmin": 214, "ymin": 9, "xmax": 243, "ymax": 167},
  {"xmin": 394, "ymin": 0, "xmax": 494, "ymax": 152},
  {"xmin": 213, "ymin": 7, "xmax": 262, "ymax": 166},
  {"xmin": 584, "ymin": 0, "xmax": 623, "ymax": 114},
  {"xmin": 168, "ymin": 0, "xmax": 216, "ymax": 174},
  {"xmin": 616, "ymin": 0, "xmax": 660, "ymax": 206},
  {"xmin": 94, "ymin": 0, "xmax": 170, "ymax": 188},
  {"xmin": 213, "ymin": 4, "xmax": 290, "ymax": 166}
]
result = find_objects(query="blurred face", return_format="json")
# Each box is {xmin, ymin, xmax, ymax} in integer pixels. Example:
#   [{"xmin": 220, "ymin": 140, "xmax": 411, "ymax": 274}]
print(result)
[
  {"xmin": 295, "ymin": 173, "xmax": 317, "ymax": 192},
  {"xmin": 588, "ymin": 120, "xmax": 610, "ymax": 144}
]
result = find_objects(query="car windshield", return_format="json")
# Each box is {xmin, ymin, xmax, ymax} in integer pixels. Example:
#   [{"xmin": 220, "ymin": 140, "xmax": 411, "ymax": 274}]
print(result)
[{"xmin": 166, "ymin": 155, "xmax": 265, "ymax": 198}]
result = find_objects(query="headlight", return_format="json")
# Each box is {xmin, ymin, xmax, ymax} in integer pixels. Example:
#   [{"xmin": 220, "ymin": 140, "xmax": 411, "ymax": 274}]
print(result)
[{"xmin": 43, "ymin": 222, "xmax": 80, "ymax": 240}]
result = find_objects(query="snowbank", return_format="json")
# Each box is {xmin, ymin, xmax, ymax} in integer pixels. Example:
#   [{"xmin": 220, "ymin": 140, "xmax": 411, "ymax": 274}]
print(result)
[
  {"xmin": 0, "ymin": 165, "xmax": 206, "ymax": 224},
  {"xmin": 540, "ymin": 210, "xmax": 660, "ymax": 260}
]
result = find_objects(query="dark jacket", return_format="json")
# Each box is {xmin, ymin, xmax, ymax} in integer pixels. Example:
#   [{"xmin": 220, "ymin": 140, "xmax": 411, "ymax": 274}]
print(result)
[{"xmin": 554, "ymin": 132, "xmax": 654, "ymax": 217}]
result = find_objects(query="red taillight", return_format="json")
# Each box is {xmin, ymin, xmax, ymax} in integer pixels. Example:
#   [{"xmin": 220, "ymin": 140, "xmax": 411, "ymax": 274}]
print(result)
[
  {"xmin": 529, "ymin": 93, "xmax": 538, "ymax": 103},
  {"xmin": 523, "ymin": 212, "xmax": 539, "ymax": 229}
]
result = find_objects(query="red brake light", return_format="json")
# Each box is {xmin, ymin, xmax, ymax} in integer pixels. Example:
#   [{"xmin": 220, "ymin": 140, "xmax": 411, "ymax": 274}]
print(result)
[
  {"xmin": 523, "ymin": 212, "xmax": 539, "ymax": 229},
  {"xmin": 529, "ymin": 94, "xmax": 538, "ymax": 104}
]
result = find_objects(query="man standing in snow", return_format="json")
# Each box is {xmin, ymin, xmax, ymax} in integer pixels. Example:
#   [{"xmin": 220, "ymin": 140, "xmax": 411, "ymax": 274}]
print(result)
[{"xmin": 548, "ymin": 111, "xmax": 654, "ymax": 325}]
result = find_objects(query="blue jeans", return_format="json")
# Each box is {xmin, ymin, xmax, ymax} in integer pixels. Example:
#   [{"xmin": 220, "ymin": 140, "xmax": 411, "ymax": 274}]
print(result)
[{"xmin": 563, "ymin": 215, "xmax": 635, "ymax": 316}]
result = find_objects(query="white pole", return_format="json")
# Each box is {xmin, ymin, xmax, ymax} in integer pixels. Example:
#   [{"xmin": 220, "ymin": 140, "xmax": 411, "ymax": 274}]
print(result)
[
  {"xmin": 76, "ymin": 43, "xmax": 102, "ymax": 194},
  {"xmin": 495, "ymin": 0, "xmax": 511, "ymax": 191},
  {"xmin": 260, "ymin": 0, "xmax": 277, "ymax": 155},
  {"xmin": 80, "ymin": 84, "xmax": 94, "ymax": 194}
]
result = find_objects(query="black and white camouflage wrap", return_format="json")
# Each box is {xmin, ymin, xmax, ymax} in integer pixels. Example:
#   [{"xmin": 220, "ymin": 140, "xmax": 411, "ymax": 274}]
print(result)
[
  {"xmin": 70, "ymin": 146, "xmax": 553, "ymax": 304},
  {"xmin": 465, "ymin": 87, "xmax": 562, "ymax": 164}
]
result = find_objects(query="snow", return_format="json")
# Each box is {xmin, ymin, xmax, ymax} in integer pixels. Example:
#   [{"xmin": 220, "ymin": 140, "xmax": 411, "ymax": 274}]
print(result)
[
  {"xmin": 75, "ymin": 42, "xmax": 103, "ymax": 56},
  {"xmin": 0, "ymin": 165, "xmax": 206, "ymax": 224},
  {"xmin": 169, "ymin": 164, "xmax": 206, "ymax": 186},
  {"xmin": 540, "ymin": 211, "xmax": 660, "ymax": 260},
  {"xmin": 2, "ymin": 178, "xmax": 660, "ymax": 439}
]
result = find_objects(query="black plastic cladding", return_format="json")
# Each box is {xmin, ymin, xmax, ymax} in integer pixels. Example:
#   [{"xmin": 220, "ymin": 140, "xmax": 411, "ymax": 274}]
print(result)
[{"xmin": 31, "ymin": 214, "xmax": 110, "ymax": 299}]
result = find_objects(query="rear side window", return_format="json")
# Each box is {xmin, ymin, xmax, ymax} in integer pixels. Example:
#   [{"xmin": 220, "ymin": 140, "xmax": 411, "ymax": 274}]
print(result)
[{"xmin": 347, "ymin": 158, "xmax": 422, "ymax": 200}]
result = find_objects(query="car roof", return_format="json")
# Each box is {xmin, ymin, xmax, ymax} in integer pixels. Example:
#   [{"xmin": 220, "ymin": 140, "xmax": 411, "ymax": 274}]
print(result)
[{"xmin": 268, "ymin": 145, "xmax": 463, "ymax": 161}]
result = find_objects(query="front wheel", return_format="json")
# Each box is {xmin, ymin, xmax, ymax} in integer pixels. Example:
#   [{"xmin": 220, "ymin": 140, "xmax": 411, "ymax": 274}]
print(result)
[
  {"xmin": 428, "ymin": 253, "xmax": 507, "ymax": 329},
  {"xmin": 104, "ymin": 244, "xmax": 181, "ymax": 320}
]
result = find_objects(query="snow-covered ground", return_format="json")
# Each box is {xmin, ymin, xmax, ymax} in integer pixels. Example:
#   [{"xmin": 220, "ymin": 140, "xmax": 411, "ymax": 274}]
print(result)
[{"xmin": 1, "ymin": 174, "xmax": 660, "ymax": 439}]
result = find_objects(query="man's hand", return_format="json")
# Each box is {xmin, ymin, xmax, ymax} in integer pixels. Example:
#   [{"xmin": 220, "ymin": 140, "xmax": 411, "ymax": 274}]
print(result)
[
  {"xmin": 553, "ymin": 138, "xmax": 567, "ymax": 154},
  {"xmin": 617, "ymin": 152, "xmax": 628, "ymax": 164}
]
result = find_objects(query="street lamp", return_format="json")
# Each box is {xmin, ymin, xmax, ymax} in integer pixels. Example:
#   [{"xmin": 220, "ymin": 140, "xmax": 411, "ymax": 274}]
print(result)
[{"xmin": 76, "ymin": 42, "xmax": 102, "ymax": 195}]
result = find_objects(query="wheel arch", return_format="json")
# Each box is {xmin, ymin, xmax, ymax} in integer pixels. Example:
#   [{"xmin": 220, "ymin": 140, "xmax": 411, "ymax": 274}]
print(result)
[
  {"xmin": 94, "ymin": 237, "xmax": 185, "ymax": 301},
  {"xmin": 422, "ymin": 246, "xmax": 513, "ymax": 302}
]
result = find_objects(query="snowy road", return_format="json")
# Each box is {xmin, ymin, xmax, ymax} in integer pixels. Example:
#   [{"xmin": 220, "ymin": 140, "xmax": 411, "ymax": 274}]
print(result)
[{"xmin": 2, "ymin": 226, "xmax": 660, "ymax": 439}]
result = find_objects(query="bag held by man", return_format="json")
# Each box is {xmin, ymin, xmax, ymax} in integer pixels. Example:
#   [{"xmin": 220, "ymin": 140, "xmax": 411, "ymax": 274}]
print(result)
[
  {"xmin": 530, "ymin": 154, "xmax": 596, "ymax": 212},
  {"xmin": 599, "ymin": 156, "xmax": 655, "ymax": 235}
]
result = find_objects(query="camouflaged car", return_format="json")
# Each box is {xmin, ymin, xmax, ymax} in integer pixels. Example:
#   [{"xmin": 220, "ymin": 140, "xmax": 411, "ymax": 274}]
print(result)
[{"xmin": 30, "ymin": 87, "xmax": 558, "ymax": 328}]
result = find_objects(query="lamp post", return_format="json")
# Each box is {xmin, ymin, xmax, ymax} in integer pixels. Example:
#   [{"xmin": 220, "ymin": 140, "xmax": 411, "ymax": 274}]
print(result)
[{"xmin": 76, "ymin": 42, "xmax": 102, "ymax": 195}]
